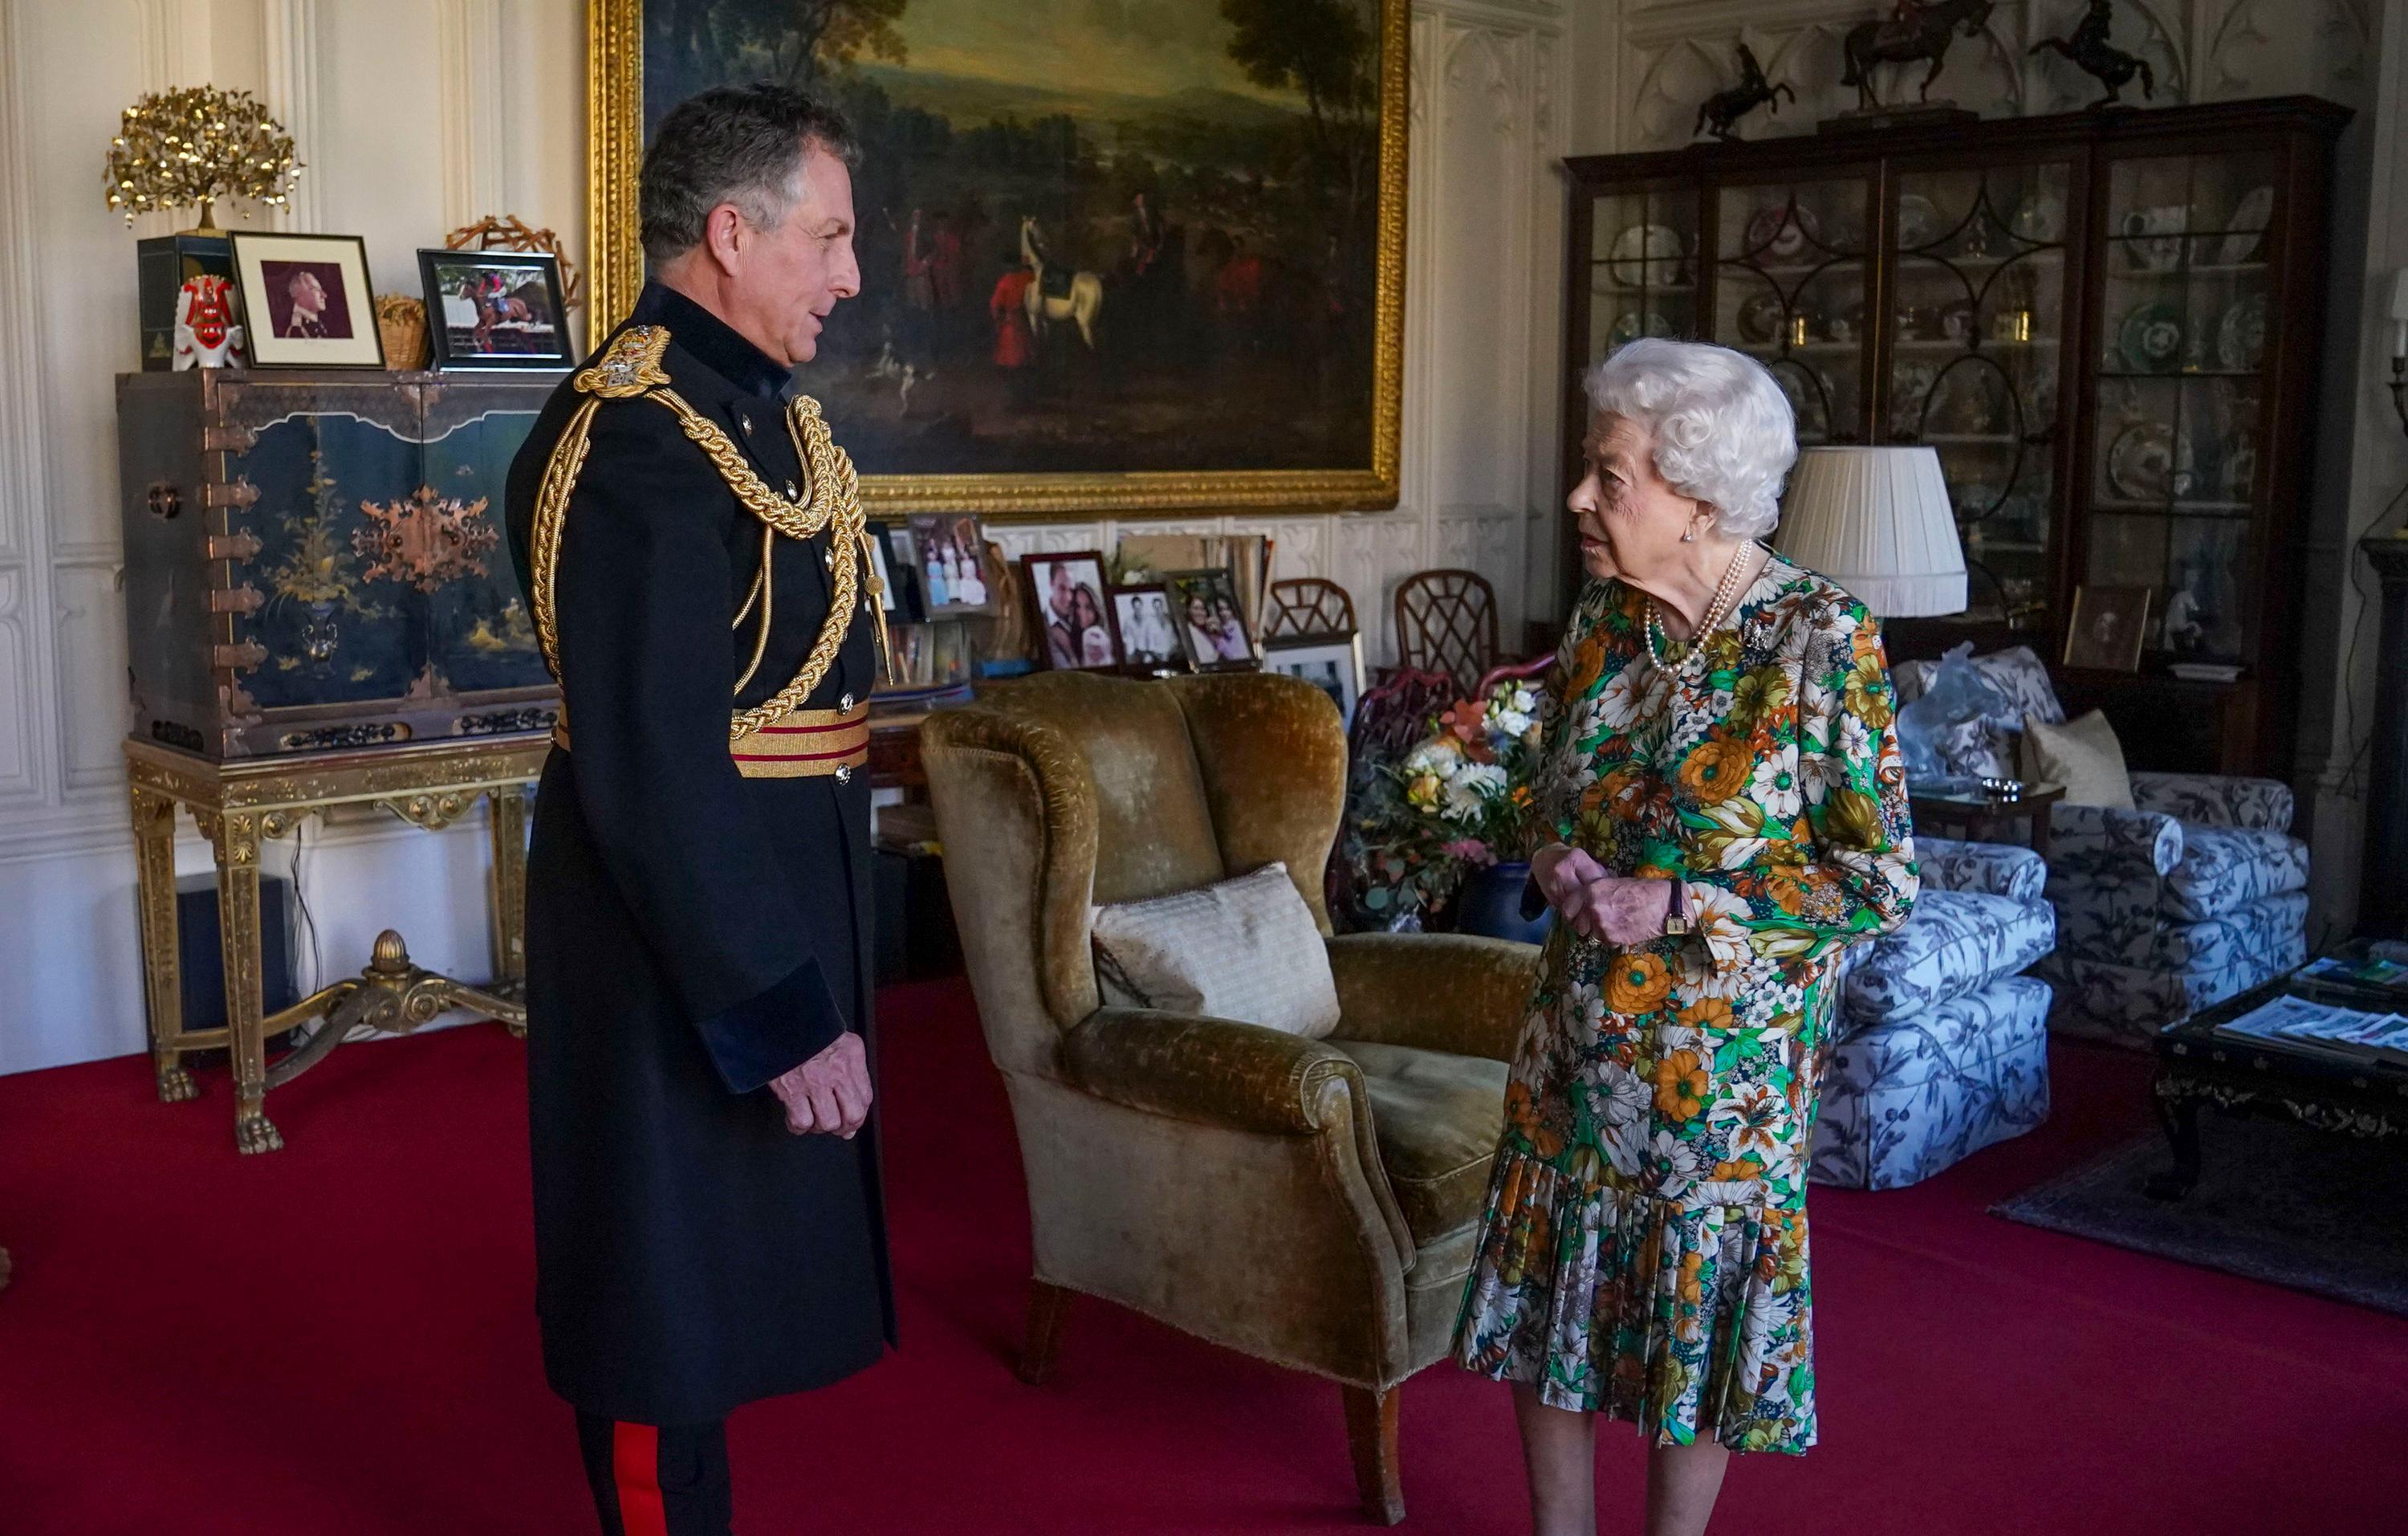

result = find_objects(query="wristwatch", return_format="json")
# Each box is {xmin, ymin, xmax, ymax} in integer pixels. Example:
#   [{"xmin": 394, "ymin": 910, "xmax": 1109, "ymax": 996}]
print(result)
[{"xmin": 1663, "ymin": 878, "xmax": 1690, "ymax": 939}]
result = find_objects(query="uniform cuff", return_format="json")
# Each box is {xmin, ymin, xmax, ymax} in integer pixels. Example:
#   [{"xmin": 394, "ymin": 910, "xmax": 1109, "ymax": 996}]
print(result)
[{"xmin": 694, "ymin": 958, "xmax": 848, "ymax": 1094}]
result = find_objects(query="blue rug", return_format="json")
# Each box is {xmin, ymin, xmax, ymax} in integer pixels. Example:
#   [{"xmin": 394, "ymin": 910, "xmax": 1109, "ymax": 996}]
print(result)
[{"xmin": 1991, "ymin": 1113, "xmax": 2408, "ymax": 1318}]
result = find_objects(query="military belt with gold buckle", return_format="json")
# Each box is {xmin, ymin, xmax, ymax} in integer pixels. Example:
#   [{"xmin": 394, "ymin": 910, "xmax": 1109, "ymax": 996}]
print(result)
[{"xmin": 551, "ymin": 699, "xmax": 870, "ymax": 780}]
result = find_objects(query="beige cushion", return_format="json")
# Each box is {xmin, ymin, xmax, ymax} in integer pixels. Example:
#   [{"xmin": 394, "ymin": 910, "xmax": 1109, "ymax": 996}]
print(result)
[
  {"xmin": 2022, "ymin": 709, "xmax": 2134, "ymax": 809},
  {"xmin": 1091, "ymin": 862, "xmax": 1342, "ymax": 1037}
]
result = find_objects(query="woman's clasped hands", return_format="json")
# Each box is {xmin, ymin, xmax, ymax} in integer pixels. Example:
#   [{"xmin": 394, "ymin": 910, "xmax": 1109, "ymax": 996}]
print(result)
[{"xmin": 1530, "ymin": 841, "xmax": 1673, "ymax": 945}]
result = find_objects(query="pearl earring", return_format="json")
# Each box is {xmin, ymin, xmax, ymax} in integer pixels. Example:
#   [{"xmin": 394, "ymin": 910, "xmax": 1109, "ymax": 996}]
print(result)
[{"xmin": 1682, "ymin": 525, "xmax": 1698, "ymax": 543}]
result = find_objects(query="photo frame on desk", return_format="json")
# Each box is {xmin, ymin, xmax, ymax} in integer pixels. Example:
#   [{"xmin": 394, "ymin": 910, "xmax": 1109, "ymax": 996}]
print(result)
[
  {"xmin": 1166, "ymin": 568, "xmax": 1259, "ymax": 673},
  {"xmin": 1023, "ymin": 550, "xmax": 1122, "ymax": 671},
  {"xmin": 1265, "ymin": 632, "xmax": 1367, "ymax": 729},
  {"xmin": 906, "ymin": 515, "xmax": 993, "ymax": 616},
  {"xmin": 417, "ymin": 248, "xmax": 572, "ymax": 369},
  {"xmin": 2064, "ymin": 584, "xmax": 2152, "ymax": 672},
  {"xmin": 1110, "ymin": 584, "xmax": 1182, "ymax": 671},
  {"xmin": 866, "ymin": 520, "xmax": 925, "ymax": 622},
  {"xmin": 230, "ymin": 232, "xmax": 384, "ymax": 369}
]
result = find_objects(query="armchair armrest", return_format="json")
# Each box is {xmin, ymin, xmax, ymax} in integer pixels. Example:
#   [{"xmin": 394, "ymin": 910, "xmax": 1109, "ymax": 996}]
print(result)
[
  {"xmin": 1064, "ymin": 1007, "xmax": 1366, "ymax": 1136},
  {"xmin": 1324, "ymin": 931, "xmax": 1543, "ymax": 1063},
  {"xmin": 2048, "ymin": 803, "xmax": 2182, "ymax": 878},
  {"xmin": 1915, "ymin": 835, "xmax": 2048, "ymax": 903},
  {"xmin": 2129, "ymin": 771, "xmax": 2295, "ymax": 832}
]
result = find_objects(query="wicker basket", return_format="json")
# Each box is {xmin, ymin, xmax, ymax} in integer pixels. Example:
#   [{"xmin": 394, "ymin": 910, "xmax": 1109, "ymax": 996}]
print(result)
[{"xmin": 374, "ymin": 294, "xmax": 429, "ymax": 370}]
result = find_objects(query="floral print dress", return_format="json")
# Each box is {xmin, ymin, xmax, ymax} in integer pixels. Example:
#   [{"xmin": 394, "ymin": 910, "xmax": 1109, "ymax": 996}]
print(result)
[{"xmin": 1454, "ymin": 553, "xmax": 1918, "ymax": 1455}]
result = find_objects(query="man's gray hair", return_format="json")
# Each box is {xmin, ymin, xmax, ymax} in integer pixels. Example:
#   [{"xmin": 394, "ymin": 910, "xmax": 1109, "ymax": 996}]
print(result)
[
  {"xmin": 639, "ymin": 84, "xmax": 861, "ymax": 265},
  {"xmin": 1584, "ymin": 338, "xmax": 1798, "ymax": 540}
]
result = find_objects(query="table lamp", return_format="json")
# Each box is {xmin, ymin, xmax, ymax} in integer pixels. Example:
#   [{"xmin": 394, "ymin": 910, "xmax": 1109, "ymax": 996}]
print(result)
[{"xmin": 1774, "ymin": 445, "xmax": 1967, "ymax": 617}]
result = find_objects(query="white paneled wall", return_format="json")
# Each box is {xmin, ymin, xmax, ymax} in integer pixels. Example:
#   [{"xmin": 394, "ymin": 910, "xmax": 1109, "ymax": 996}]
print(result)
[{"xmin": 0, "ymin": 0, "xmax": 1576, "ymax": 1072}]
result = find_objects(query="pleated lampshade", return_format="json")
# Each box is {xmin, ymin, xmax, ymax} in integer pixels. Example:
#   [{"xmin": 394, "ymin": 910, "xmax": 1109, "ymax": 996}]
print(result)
[{"xmin": 1774, "ymin": 446, "xmax": 1967, "ymax": 617}]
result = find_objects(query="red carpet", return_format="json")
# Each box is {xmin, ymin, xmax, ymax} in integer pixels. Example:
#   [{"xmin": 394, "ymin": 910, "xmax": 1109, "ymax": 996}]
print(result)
[{"xmin": 2, "ymin": 980, "xmax": 2401, "ymax": 1534}]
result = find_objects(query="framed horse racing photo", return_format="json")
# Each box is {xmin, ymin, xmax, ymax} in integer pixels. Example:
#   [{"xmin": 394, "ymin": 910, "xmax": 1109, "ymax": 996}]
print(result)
[
  {"xmin": 587, "ymin": 0, "xmax": 1407, "ymax": 516},
  {"xmin": 417, "ymin": 249, "xmax": 573, "ymax": 369}
]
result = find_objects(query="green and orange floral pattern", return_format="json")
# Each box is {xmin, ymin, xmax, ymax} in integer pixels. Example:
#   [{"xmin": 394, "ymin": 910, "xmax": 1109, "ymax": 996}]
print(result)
[{"xmin": 1454, "ymin": 554, "xmax": 1918, "ymax": 1455}]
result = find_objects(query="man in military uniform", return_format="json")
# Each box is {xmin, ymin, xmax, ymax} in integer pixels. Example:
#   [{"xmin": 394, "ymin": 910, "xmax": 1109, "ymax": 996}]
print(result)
[{"xmin": 502, "ymin": 84, "xmax": 892, "ymax": 1536}]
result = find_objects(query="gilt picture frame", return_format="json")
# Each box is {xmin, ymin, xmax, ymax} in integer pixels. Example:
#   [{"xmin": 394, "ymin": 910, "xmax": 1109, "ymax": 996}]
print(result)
[{"xmin": 587, "ymin": 0, "xmax": 1407, "ymax": 517}]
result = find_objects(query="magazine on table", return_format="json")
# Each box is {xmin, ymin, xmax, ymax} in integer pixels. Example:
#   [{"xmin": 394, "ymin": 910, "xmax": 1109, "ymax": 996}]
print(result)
[
  {"xmin": 2214, "ymin": 993, "xmax": 2408, "ymax": 1066},
  {"xmin": 2299, "ymin": 953, "xmax": 2408, "ymax": 996}
]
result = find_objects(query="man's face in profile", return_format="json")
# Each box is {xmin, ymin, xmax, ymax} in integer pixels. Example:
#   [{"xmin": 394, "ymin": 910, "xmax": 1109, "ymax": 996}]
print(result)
[
  {"xmin": 290, "ymin": 271, "xmax": 325, "ymax": 317},
  {"xmin": 736, "ymin": 144, "xmax": 860, "ymax": 365}
]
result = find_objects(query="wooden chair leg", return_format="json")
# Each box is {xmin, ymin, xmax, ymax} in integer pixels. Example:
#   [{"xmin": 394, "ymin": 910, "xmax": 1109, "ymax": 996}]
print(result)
[
  {"xmin": 1017, "ymin": 1279, "xmax": 1071, "ymax": 1386},
  {"xmin": 1341, "ymin": 1383, "xmax": 1404, "ymax": 1525}
]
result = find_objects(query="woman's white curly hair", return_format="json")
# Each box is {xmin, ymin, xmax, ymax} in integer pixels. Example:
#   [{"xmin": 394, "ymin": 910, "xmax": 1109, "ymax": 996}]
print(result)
[{"xmin": 1584, "ymin": 338, "xmax": 1797, "ymax": 540}]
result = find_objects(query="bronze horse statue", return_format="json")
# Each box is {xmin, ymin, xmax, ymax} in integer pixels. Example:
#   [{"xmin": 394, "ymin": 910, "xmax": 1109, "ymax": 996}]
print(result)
[
  {"xmin": 2030, "ymin": 0, "xmax": 2155, "ymax": 107},
  {"xmin": 1695, "ymin": 43, "xmax": 1796, "ymax": 141},
  {"xmin": 1841, "ymin": 0, "xmax": 1995, "ymax": 111}
]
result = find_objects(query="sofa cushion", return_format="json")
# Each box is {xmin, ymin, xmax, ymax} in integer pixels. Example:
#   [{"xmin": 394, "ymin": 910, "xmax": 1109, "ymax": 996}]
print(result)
[
  {"xmin": 2165, "ymin": 825, "xmax": 2310, "ymax": 921},
  {"xmin": 1812, "ymin": 975, "xmax": 2052, "ymax": 1189},
  {"xmin": 1092, "ymin": 862, "xmax": 1341, "ymax": 1037},
  {"xmin": 2021, "ymin": 710, "xmax": 2134, "ymax": 809},
  {"xmin": 1327, "ymin": 1039, "xmax": 1507, "ymax": 1245},
  {"xmin": 1841, "ymin": 888, "xmax": 2055, "ymax": 1029}
]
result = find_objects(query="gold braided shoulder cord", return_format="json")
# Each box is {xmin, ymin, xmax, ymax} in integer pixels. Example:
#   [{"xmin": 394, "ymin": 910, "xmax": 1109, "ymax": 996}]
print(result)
[{"xmin": 528, "ymin": 325, "xmax": 889, "ymax": 747}]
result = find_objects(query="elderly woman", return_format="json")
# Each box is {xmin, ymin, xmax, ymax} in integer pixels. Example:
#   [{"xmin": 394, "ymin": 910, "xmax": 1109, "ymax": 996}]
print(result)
[{"xmin": 1454, "ymin": 338, "xmax": 1918, "ymax": 1536}]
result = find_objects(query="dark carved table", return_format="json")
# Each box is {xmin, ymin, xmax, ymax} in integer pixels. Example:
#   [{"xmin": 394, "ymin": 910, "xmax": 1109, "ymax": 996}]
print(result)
[{"xmin": 2149, "ymin": 963, "xmax": 2408, "ymax": 1200}]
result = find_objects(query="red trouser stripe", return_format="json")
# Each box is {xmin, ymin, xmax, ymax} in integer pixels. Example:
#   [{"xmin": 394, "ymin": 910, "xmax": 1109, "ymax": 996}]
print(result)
[{"xmin": 611, "ymin": 1421, "xmax": 670, "ymax": 1536}]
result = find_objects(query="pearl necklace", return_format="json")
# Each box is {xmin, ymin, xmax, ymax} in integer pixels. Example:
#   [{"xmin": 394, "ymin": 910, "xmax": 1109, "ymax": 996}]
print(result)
[{"xmin": 1645, "ymin": 543, "xmax": 1757, "ymax": 666}]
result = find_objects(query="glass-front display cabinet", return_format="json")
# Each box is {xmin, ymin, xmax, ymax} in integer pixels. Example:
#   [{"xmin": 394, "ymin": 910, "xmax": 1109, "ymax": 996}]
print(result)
[{"xmin": 1560, "ymin": 98, "xmax": 2346, "ymax": 776}]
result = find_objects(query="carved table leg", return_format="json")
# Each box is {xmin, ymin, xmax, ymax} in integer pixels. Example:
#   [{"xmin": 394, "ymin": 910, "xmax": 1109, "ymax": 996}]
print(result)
[
  {"xmin": 486, "ymin": 785, "xmax": 530, "ymax": 1037},
  {"xmin": 129, "ymin": 785, "xmax": 196, "ymax": 1103},
  {"xmin": 2146, "ymin": 1078, "xmax": 2203, "ymax": 1201},
  {"xmin": 205, "ymin": 810, "xmax": 283, "ymax": 1155}
]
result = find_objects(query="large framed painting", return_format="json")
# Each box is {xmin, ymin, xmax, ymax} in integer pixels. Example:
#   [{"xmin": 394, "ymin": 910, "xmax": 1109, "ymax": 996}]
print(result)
[{"xmin": 588, "ymin": 0, "xmax": 1406, "ymax": 516}]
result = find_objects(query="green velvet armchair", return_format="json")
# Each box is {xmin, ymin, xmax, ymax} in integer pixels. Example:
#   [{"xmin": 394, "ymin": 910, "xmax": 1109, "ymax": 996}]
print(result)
[{"xmin": 921, "ymin": 670, "xmax": 1540, "ymax": 1524}]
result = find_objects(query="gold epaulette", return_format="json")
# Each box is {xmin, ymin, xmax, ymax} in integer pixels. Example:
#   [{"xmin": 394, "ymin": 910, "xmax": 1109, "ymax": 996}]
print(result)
[{"xmin": 528, "ymin": 324, "xmax": 892, "ymax": 752}]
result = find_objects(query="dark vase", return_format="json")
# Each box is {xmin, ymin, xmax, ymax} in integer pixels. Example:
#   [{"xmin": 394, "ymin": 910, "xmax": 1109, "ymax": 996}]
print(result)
[{"xmin": 1456, "ymin": 860, "xmax": 1552, "ymax": 943}]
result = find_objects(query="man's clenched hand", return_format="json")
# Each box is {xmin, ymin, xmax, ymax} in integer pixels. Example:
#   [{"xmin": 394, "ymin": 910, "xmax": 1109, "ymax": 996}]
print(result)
[{"xmin": 768, "ymin": 1033, "xmax": 872, "ymax": 1139}]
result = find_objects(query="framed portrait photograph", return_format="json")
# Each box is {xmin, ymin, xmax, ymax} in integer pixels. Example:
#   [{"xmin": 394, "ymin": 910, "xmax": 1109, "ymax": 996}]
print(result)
[
  {"xmin": 588, "ymin": 0, "xmax": 1408, "ymax": 515},
  {"xmin": 2064, "ymin": 584, "xmax": 2153, "ymax": 671},
  {"xmin": 1023, "ymin": 552, "xmax": 1121, "ymax": 671},
  {"xmin": 417, "ymin": 249, "xmax": 572, "ymax": 369},
  {"xmin": 1266, "ymin": 633, "xmax": 1367, "ymax": 729},
  {"xmin": 1166, "ymin": 568, "xmax": 1258, "ymax": 673},
  {"xmin": 1110, "ymin": 584, "xmax": 1183, "ymax": 671},
  {"xmin": 872, "ymin": 522, "xmax": 928, "ymax": 622},
  {"xmin": 230, "ymin": 232, "xmax": 383, "ymax": 369},
  {"xmin": 906, "ymin": 515, "xmax": 992, "ymax": 616}
]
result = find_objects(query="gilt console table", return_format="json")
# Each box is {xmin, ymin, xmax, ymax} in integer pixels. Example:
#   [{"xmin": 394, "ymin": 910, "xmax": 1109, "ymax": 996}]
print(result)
[{"xmin": 124, "ymin": 731, "xmax": 547, "ymax": 1153}]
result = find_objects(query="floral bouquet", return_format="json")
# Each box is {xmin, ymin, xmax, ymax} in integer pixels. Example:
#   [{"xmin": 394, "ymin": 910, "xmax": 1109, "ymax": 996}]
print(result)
[
  {"xmin": 1394, "ymin": 679, "xmax": 1546, "ymax": 863},
  {"xmin": 1340, "ymin": 675, "xmax": 1549, "ymax": 928}
]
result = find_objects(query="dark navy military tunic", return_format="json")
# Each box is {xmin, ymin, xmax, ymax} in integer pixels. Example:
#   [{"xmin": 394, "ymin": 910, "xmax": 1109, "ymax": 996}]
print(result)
[{"xmin": 504, "ymin": 281, "xmax": 893, "ymax": 1425}]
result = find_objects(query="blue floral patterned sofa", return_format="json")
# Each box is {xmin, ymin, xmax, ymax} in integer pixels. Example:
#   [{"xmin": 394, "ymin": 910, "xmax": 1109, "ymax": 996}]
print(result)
[
  {"xmin": 1812, "ymin": 837, "xmax": 2056, "ymax": 1190},
  {"xmin": 1893, "ymin": 646, "xmax": 2308, "ymax": 1048}
]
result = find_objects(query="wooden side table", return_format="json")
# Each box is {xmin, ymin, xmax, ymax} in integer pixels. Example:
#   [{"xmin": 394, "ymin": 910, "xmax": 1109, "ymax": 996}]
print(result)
[
  {"xmin": 1907, "ymin": 782, "xmax": 2065, "ymax": 860},
  {"xmin": 124, "ymin": 734, "xmax": 547, "ymax": 1153}
]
